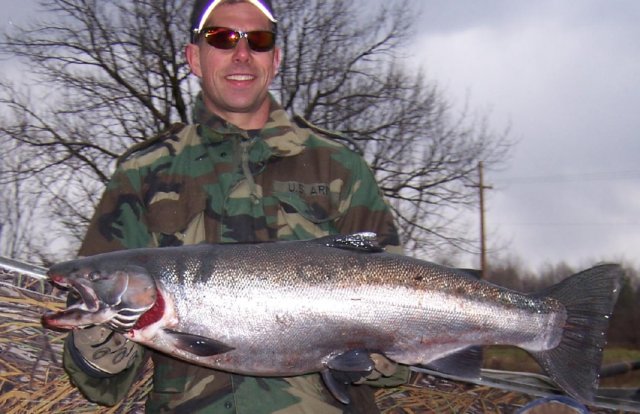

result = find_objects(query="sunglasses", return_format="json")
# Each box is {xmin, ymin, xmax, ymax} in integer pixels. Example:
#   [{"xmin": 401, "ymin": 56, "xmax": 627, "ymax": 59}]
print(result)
[{"xmin": 201, "ymin": 27, "xmax": 276, "ymax": 52}]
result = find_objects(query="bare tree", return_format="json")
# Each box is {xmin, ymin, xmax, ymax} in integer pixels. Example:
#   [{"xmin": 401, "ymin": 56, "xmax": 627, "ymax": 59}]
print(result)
[
  {"xmin": 274, "ymin": 0, "xmax": 510, "ymax": 255},
  {"xmin": 1, "ymin": 0, "xmax": 197, "ymax": 255},
  {"xmin": 1, "ymin": 0, "xmax": 510, "ymax": 262},
  {"xmin": 0, "ymin": 148, "xmax": 53, "ymax": 262}
]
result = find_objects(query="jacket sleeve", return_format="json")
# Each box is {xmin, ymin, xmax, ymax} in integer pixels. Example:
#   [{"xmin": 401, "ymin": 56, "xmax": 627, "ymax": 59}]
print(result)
[
  {"xmin": 335, "ymin": 155, "xmax": 402, "ymax": 254},
  {"xmin": 79, "ymin": 165, "xmax": 153, "ymax": 256},
  {"xmin": 64, "ymin": 165, "xmax": 151, "ymax": 405}
]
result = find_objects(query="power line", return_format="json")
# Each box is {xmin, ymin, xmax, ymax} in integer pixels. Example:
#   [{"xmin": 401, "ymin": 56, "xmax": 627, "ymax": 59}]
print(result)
[
  {"xmin": 495, "ymin": 170, "xmax": 640, "ymax": 184},
  {"xmin": 496, "ymin": 221, "xmax": 640, "ymax": 228}
]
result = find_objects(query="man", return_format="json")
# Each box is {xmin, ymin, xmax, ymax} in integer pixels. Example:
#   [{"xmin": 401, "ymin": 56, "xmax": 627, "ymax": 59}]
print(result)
[{"xmin": 62, "ymin": 0, "xmax": 404, "ymax": 412}]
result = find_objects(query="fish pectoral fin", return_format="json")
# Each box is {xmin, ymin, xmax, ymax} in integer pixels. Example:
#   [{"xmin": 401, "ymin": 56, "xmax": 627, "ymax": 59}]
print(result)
[
  {"xmin": 163, "ymin": 329, "xmax": 234, "ymax": 357},
  {"xmin": 325, "ymin": 349, "xmax": 375, "ymax": 372},
  {"xmin": 321, "ymin": 232, "xmax": 384, "ymax": 253},
  {"xmin": 420, "ymin": 346, "xmax": 483, "ymax": 380},
  {"xmin": 321, "ymin": 350, "xmax": 376, "ymax": 404},
  {"xmin": 321, "ymin": 369, "xmax": 352, "ymax": 405}
]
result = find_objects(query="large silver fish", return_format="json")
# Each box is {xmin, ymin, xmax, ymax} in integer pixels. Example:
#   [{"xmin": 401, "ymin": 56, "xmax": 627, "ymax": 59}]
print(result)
[{"xmin": 42, "ymin": 233, "xmax": 622, "ymax": 404}]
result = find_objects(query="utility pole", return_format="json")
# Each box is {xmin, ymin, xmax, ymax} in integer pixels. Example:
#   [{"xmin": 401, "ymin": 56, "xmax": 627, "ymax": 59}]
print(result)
[{"xmin": 476, "ymin": 162, "xmax": 492, "ymax": 278}]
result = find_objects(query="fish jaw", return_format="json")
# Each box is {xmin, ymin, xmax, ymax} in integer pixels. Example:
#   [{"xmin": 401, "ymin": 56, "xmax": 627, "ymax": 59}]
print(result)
[
  {"xmin": 43, "ymin": 272, "xmax": 116, "ymax": 330},
  {"xmin": 42, "ymin": 302, "xmax": 118, "ymax": 330},
  {"xmin": 43, "ymin": 263, "xmax": 158, "ymax": 333}
]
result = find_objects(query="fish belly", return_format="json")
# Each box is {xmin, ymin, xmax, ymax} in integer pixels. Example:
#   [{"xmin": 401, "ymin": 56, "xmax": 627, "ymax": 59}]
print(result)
[{"xmin": 138, "ymin": 278, "xmax": 563, "ymax": 376}]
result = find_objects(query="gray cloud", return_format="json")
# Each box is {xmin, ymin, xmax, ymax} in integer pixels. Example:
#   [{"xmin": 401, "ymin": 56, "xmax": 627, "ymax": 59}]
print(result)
[{"xmin": 410, "ymin": 0, "xmax": 640, "ymax": 270}]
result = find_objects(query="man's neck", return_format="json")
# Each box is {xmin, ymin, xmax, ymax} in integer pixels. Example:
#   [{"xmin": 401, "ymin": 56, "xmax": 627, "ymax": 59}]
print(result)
[{"xmin": 206, "ymin": 102, "xmax": 271, "ymax": 131}]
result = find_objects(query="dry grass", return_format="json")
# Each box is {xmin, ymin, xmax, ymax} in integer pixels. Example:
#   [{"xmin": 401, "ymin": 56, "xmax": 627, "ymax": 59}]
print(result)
[
  {"xmin": 375, "ymin": 372, "xmax": 534, "ymax": 413},
  {"xmin": 0, "ymin": 265, "xmax": 153, "ymax": 414}
]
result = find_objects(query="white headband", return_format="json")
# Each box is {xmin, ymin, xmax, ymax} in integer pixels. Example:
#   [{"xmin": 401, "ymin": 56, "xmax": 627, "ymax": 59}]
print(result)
[{"xmin": 195, "ymin": 0, "xmax": 277, "ymax": 35}]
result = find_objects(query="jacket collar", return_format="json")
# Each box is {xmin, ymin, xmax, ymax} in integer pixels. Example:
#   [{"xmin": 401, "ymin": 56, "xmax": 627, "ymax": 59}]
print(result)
[{"xmin": 192, "ymin": 93, "xmax": 307, "ymax": 157}]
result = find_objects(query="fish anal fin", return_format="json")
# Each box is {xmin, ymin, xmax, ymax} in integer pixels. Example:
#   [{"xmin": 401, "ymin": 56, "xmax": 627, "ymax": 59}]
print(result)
[
  {"xmin": 164, "ymin": 329, "xmax": 234, "ymax": 357},
  {"xmin": 421, "ymin": 346, "xmax": 483, "ymax": 380},
  {"xmin": 322, "ymin": 233, "xmax": 384, "ymax": 253}
]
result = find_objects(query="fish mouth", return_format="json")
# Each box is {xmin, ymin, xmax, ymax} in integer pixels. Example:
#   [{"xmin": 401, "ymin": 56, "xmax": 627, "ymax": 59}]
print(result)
[
  {"xmin": 42, "ymin": 273, "xmax": 106, "ymax": 330},
  {"xmin": 50, "ymin": 273, "xmax": 101, "ymax": 311}
]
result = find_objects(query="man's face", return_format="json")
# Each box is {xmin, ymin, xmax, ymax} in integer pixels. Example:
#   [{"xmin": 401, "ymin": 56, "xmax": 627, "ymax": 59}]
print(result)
[{"xmin": 186, "ymin": 2, "xmax": 281, "ymax": 126}]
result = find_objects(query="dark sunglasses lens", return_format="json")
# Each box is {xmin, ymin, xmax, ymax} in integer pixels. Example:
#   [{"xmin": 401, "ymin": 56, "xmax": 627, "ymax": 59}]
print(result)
[
  {"xmin": 203, "ymin": 28, "xmax": 275, "ymax": 52},
  {"xmin": 247, "ymin": 31, "xmax": 275, "ymax": 52},
  {"xmin": 204, "ymin": 28, "xmax": 238, "ymax": 49}
]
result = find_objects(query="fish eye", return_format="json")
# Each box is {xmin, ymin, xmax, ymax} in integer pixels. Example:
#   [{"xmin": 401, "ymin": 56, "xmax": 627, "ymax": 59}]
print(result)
[{"xmin": 88, "ymin": 271, "xmax": 101, "ymax": 281}]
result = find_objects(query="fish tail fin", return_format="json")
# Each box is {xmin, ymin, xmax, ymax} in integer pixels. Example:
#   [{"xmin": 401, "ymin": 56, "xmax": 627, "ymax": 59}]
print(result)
[{"xmin": 529, "ymin": 264, "xmax": 623, "ymax": 403}]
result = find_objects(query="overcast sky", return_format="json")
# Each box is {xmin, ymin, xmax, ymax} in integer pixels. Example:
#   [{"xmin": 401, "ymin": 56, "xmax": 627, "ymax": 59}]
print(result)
[
  {"xmin": 407, "ymin": 0, "xmax": 640, "ymax": 271},
  {"xmin": 3, "ymin": 1, "xmax": 640, "ymax": 272}
]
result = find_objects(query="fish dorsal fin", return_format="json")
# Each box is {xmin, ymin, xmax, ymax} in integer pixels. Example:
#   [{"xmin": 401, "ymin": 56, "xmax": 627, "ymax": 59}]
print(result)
[
  {"xmin": 322, "ymin": 232, "xmax": 384, "ymax": 253},
  {"xmin": 163, "ymin": 329, "xmax": 234, "ymax": 357}
]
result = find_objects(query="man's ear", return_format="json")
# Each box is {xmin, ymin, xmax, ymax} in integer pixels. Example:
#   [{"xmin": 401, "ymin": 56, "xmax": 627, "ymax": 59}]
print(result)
[
  {"xmin": 273, "ymin": 47, "xmax": 282, "ymax": 76},
  {"xmin": 185, "ymin": 43, "xmax": 203, "ymax": 77}
]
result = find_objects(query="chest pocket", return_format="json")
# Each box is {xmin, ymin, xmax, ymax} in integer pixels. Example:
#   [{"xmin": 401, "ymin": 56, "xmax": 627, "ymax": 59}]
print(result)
[
  {"xmin": 272, "ymin": 180, "xmax": 345, "ymax": 239},
  {"xmin": 145, "ymin": 182, "xmax": 207, "ymax": 246}
]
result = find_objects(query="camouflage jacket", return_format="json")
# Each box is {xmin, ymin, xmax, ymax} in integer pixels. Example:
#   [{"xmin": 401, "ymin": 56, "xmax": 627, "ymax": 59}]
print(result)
[{"xmin": 64, "ymin": 94, "xmax": 401, "ymax": 414}]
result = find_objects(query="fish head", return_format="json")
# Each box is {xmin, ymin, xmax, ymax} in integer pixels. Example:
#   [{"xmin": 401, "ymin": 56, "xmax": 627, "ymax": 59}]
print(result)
[{"xmin": 43, "ymin": 257, "xmax": 157, "ymax": 333}]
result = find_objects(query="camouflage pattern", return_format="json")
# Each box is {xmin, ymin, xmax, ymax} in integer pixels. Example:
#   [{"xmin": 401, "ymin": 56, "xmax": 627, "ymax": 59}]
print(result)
[{"xmin": 67, "ymin": 93, "xmax": 401, "ymax": 413}]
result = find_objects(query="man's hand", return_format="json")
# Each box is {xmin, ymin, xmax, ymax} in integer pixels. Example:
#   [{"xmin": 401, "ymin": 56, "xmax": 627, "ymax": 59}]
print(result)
[
  {"xmin": 322, "ymin": 352, "xmax": 408, "ymax": 404},
  {"xmin": 355, "ymin": 353, "xmax": 397, "ymax": 383},
  {"xmin": 69, "ymin": 325, "xmax": 138, "ymax": 376}
]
